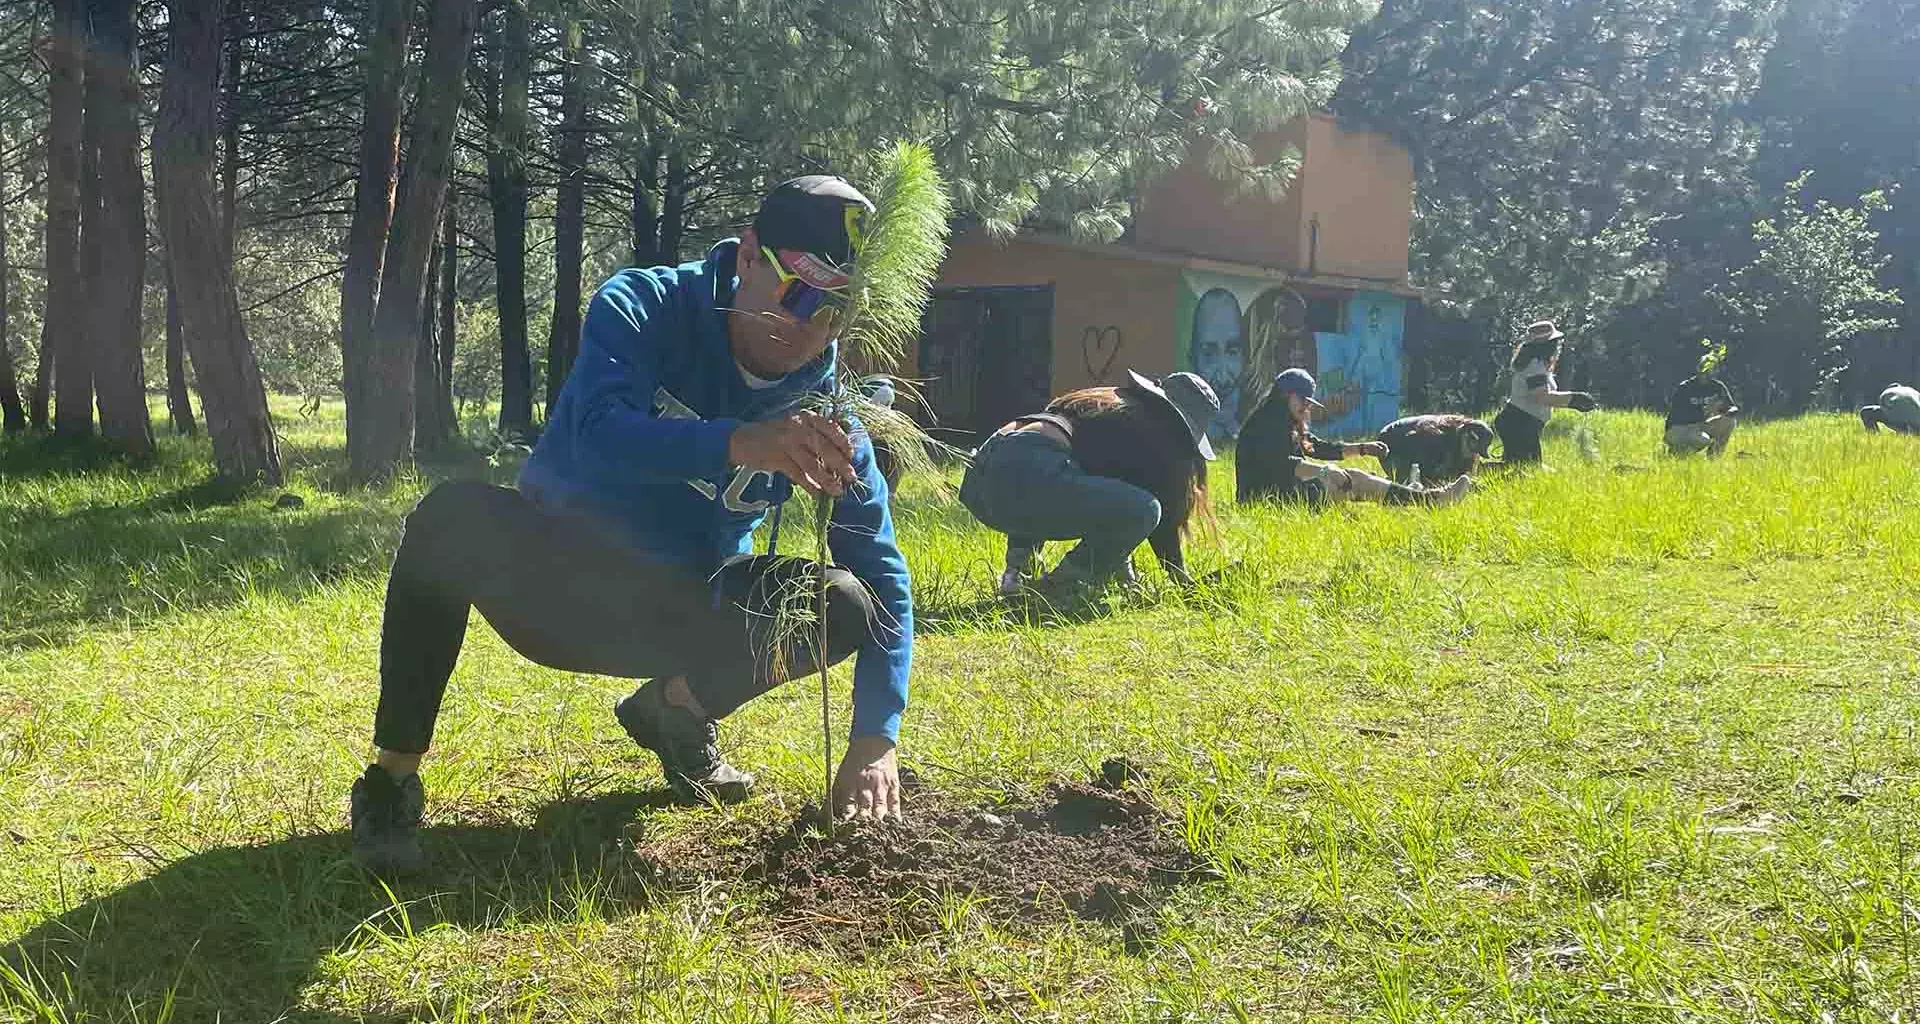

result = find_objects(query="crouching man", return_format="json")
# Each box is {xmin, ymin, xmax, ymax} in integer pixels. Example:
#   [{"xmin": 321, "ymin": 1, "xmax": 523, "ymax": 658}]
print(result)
[
  {"xmin": 1664, "ymin": 371, "xmax": 1739, "ymax": 456},
  {"xmin": 349, "ymin": 176, "xmax": 913, "ymax": 875}
]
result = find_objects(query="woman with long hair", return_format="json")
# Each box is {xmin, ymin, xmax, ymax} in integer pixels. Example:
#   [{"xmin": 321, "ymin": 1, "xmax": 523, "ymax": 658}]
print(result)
[
  {"xmin": 1237, "ymin": 368, "xmax": 1474, "ymax": 506},
  {"xmin": 1493, "ymin": 320, "xmax": 1597, "ymax": 465},
  {"xmin": 960, "ymin": 370, "xmax": 1219, "ymax": 597}
]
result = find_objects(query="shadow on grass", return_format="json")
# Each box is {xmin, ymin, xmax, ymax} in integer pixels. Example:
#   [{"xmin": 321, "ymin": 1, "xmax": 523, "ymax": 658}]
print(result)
[
  {"xmin": 915, "ymin": 587, "xmax": 1132, "ymax": 634},
  {"xmin": 0, "ymin": 488, "xmax": 399, "ymax": 650},
  {"xmin": 0, "ymin": 432, "xmax": 525, "ymax": 651},
  {"xmin": 0, "ymin": 788, "xmax": 679, "ymax": 1022},
  {"xmin": 0, "ymin": 432, "xmax": 161, "ymax": 481}
]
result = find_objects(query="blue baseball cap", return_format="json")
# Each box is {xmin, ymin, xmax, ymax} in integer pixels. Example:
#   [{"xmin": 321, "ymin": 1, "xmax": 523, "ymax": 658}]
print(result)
[{"xmin": 1272, "ymin": 368, "xmax": 1326, "ymax": 410}]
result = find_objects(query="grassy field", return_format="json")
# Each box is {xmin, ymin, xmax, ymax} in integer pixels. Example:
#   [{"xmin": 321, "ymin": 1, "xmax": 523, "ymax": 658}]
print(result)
[{"xmin": 2, "ymin": 401, "xmax": 1918, "ymax": 1022}]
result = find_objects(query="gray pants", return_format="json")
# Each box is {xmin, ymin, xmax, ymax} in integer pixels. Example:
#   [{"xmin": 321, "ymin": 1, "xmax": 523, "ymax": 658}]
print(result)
[
  {"xmin": 1861, "ymin": 406, "xmax": 1920, "ymax": 434},
  {"xmin": 958, "ymin": 430, "xmax": 1161, "ymax": 584},
  {"xmin": 1665, "ymin": 415, "xmax": 1736, "ymax": 455}
]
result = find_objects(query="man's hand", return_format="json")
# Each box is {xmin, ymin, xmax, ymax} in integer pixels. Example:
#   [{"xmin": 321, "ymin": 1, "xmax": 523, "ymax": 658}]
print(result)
[
  {"xmin": 1351, "ymin": 440, "xmax": 1389, "ymax": 460},
  {"xmin": 1566, "ymin": 392, "xmax": 1598, "ymax": 412},
  {"xmin": 728, "ymin": 411, "xmax": 855, "ymax": 496},
  {"xmin": 832, "ymin": 736, "xmax": 900, "ymax": 822}
]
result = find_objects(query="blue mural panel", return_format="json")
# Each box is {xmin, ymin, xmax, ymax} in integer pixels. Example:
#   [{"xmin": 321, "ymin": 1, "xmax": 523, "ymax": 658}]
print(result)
[{"xmin": 1312, "ymin": 291, "xmax": 1405, "ymax": 437}]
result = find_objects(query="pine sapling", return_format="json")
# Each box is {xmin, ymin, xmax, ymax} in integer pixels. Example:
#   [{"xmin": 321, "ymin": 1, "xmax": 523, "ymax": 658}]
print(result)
[{"xmin": 772, "ymin": 141, "xmax": 953, "ymax": 828}]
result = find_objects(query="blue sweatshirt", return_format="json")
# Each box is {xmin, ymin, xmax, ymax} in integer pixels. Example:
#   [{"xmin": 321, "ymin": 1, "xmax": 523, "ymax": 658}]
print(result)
[{"xmin": 519, "ymin": 240, "xmax": 913, "ymax": 742}]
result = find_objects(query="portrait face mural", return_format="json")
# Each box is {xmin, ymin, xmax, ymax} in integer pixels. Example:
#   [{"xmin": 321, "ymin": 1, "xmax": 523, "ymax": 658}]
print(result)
[
  {"xmin": 1176, "ymin": 272, "xmax": 1404, "ymax": 439},
  {"xmin": 1189, "ymin": 288, "xmax": 1245, "ymax": 439}
]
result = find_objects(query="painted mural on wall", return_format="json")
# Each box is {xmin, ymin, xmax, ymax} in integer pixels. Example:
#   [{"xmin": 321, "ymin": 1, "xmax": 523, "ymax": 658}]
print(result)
[
  {"xmin": 1187, "ymin": 289, "xmax": 1246, "ymax": 438},
  {"xmin": 1313, "ymin": 292, "xmax": 1405, "ymax": 437},
  {"xmin": 1174, "ymin": 271, "xmax": 1405, "ymax": 439}
]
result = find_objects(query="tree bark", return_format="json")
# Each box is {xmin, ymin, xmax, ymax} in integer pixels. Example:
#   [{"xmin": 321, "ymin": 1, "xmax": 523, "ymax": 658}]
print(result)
[
  {"xmin": 352, "ymin": 0, "xmax": 478, "ymax": 480},
  {"xmin": 412, "ymin": 215, "xmax": 450, "ymax": 451},
  {"xmin": 438, "ymin": 200, "xmax": 457, "ymax": 431},
  {"xmin": 0, "ymin": 127, "xmax": 24, "ymax": 434},
  {"xmin": 220, "ymin": 4, "xmax": 243, "ymax": 247},
  {"xmin": 83, "ymin": 0, "xmax": 154, "ymax": 456},
  {"xmin": 46, "ymin": 0, "xmax": 90, "ymax": 437},
  {"xmin": 155, "ymin": 0, "xmax": 282, "ymax": 484},
  {"xmin": 659, "ymin": 146, "xmax": 687, "ymax": 264},
  {"xmin": 29, "ymin": 335, "xmax": 51, "ymax": 429},
  {"xmin": 545, "ymin": 19, "xmax": 586, "ymax": 414},
  {"xmin": 75, "ymin": 33, "xmax": 103, "ymax": 431},
  {"xmin": 487, "ymin": 0, "xmax": 532, "ymax": 437},
  {"xmin": 165, "ymin": 281, "xmax": 198, "ymax": 435},
  {"xmin": 630, "ymin": 137, "xmax": 659, "ymax": 267},
  {"xmin": 338, "ymin": 0, "xmax": 411, "ymax": 459}
]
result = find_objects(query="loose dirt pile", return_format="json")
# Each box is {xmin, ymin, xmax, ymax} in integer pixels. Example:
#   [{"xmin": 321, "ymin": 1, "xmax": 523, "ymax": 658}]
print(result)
[{"xmin": 630, "ymin": 761, "xmax": 1219, "ymax": 948}]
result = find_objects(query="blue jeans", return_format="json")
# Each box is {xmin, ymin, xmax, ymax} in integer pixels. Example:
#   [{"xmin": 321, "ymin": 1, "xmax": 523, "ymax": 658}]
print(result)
[{"xmin": 958, "ymin": 430, "xmax": 1162, "ymax": 584}]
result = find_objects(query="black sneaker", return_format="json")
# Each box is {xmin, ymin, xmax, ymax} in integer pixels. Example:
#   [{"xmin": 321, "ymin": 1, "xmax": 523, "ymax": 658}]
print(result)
[
  {"xmin": 350, "ymin": 764, "xmax": 425, "ymax": 876},
  {"xmin": 614, "ymin": 683, "xmax": 755, "ymax": 804}
]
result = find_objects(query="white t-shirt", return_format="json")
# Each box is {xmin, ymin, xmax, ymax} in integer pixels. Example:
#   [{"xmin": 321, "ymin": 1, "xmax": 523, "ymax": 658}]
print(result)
[
  {"xmin": 1882, "ymin": 385, "xmax": 1920, "ymax": 427},
  {"xmin": 1508, "ymin": 358, "xmax": 1555, "ymax": 422}
]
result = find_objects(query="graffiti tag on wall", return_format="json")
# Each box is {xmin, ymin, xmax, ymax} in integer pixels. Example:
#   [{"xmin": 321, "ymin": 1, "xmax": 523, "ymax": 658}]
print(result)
[{"xmin": 1080, "ymin": 325, "xmax": 1124, "ymax": 383}]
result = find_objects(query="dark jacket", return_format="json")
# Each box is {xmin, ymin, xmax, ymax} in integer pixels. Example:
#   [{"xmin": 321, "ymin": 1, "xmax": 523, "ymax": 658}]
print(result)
[
  {"xmin": 1043, "ymin": 386, "xmax": 1207, "ymax": 579},
  {"xmin": 1376, "ymin": 414, "xmax": 1494, "ymax": 483},
  {"xmin": 1235, "ymin": 392, "xmax": 1344, "ymax": 503}
]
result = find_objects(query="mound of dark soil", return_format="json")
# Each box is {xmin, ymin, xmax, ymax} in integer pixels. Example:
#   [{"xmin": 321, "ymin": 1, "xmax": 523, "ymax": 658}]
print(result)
[{"xmin": 630, "ymin": 768, "xmax": 1218, "ymax": 948}]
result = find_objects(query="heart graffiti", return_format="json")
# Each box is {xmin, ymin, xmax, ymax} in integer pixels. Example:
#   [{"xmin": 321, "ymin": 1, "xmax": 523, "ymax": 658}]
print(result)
[{"xmin": 1080, "ymin": 326, "xmax": 1123, "ymax": 382}]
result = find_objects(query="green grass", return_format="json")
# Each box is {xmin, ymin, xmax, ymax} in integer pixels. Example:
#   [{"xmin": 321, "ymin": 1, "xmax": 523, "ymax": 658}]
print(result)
[{"xmin": 2, "ymin": 401, "xmax": 1918, "ymax": 1022}]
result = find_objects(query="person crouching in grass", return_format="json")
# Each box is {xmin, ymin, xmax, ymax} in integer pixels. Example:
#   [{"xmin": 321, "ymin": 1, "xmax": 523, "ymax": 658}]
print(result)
[
  {"xmin": 1664, "ymin": 371, "xmax": 1739, "ymax": 456},
  {"xmin": 959, "ymin": 370, "xmax": 1219, "ymax": 599},
  {"xmin": 1237, "ymin": 369, "xmax": 1473, "ymax": 507},
  {"xmin": 1375, "ymin": 413, "xmax": 1496, "ymax": 485},
  {"xmin": 1860, "ymin": 384, "xmax": 1920, "ymax": 434},
  {"xmin": 349, "ymin": 176, "xmax": 913, "ymax": 877}
]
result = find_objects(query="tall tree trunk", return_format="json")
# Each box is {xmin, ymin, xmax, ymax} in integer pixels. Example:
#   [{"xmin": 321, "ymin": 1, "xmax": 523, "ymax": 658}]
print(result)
[
  {"xmin": 353, "ymin": 0, "xmax": 478, "ymax": 481},
  {"xmin": 83, "ymin": 0, "xmax": 154, "ymax": 457},
  {"xmin": 0, "ymin": 128, "xmax": 24, "ymax": 434},
  {"xmin": 338, "ymin": 0, "xmax": 411, "ymax": 459},
  {"xmin": 47, "ymin": 0, "xmax": 89, "ymax": 437},
  {"xmin": 438, "ymin": 201, "xmax": 457, "ymax": 431},
  {"xmin": 29, "ymin": 337, "xmax": 51, "ymax": 429},
  {"xmin": 413, "ymin": 218, "xmax": 449, "ymax": 451},
  {"xmin": 220, "ymin": 5, "xmax": 242, "ymax": 247},
  {"xmin": 155, "ymin": 0, "xmax": 282, "ymax": 484},
  {"xmin": 546, "ymin": 21, "xmax": 587, "ymax": 414},
  {"xmin": 659, "ymin": 146, "xmax": 686, "ymax": 264},
  {"xmin": 165, "ymin": 282, "xmax": 198, "ymax": 434},
  {"xmin": 75, "ymin": 37, "xmax": 103, "ymax": 432},
  {"xmin": 487, "ymin": 0, "xmax": 532, "ymax": 437},
  {"xmin": 630, "ymin": 137, "xmax": 659, "ymax": 267}
]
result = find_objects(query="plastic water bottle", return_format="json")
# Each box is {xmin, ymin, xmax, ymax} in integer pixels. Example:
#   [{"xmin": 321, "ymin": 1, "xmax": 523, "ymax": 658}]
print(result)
[{"xmin": 1409, "ymin": 462, "xmax": 1423, "ymax": 489}]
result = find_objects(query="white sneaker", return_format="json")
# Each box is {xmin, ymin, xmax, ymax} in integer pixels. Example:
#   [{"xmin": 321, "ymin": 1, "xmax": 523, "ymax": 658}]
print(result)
[{"xmin": 1434, "ymin": 475, "xmax": 1475, "ymax": 504}]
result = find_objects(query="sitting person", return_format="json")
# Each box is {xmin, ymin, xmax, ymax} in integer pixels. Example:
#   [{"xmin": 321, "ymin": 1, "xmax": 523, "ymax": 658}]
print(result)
[
  {"xmin": 1492, "ymin": 320, "xmax": 1597, "ymax": 465},
  {"xmin": 1376, "ymin": 414, "xmax": 1495, "ymax": 484},
  {"xmin": 1664, "ymin": 372, "xmax": 1740, "ymax": 455},
  {"xmin": 1237, "ymin": 368, "xmax": 1473, "ymax": 506},
  {"xmin": 960, "ymin": 370, "xmax": 1218, "ymax": 597},
  {"xmin": 1860, "ymin": 384, "xmax": 1920, "ymax": 434}
]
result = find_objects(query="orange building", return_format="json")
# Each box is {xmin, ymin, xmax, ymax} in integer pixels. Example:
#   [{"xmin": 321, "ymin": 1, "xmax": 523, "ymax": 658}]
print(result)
[{"xmin": 916, "ymin": 114, "xmax": 1421, "ymax": 441}]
